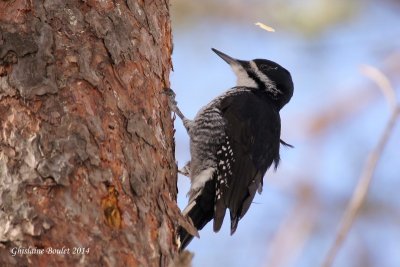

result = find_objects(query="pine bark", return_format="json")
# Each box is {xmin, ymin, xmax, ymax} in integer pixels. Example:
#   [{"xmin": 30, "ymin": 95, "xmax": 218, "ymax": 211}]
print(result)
[{"xmin": 0, "ymin": 0, "xmax": 183, "ymax": 266}]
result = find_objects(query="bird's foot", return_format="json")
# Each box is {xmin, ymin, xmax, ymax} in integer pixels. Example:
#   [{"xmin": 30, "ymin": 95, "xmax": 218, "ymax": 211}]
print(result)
[
  {"xmin": 163, "ymin": 88, "xmax": 179, "ymax": 113},
  {"xmin": 178, "ymin": 161, "xmax": 191, "ymax": 177}
]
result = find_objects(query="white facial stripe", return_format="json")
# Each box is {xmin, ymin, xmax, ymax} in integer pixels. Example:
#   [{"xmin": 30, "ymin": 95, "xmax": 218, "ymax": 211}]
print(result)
[
  {"xmin": 249, "ymin": 61, "xmax": 281, "ymax": 95},
  {"xmin": 231, "ymin": 64, "xmax": 257, "ymax": 88}
]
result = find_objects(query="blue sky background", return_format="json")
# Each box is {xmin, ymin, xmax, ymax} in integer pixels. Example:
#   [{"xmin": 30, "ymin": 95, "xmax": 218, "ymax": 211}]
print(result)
[{"xmin": 170, "ymin": 1, "xmax": 400, "ymax": 266}]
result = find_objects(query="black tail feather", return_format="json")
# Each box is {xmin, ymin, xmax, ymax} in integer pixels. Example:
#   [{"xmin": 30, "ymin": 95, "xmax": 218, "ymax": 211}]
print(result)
[
  {"xmin": 280, "ymin": 139, "xmax": 294, "ymax": 148},
  {"xmin": 178, "ymin": 203, "xmax": 213, "ymax": 251},
  {"xmin": 178, "ymin": 179, "xmax": 216, "ymax": 251},
  {"xmin": 178, "ymin": 226, "xmax": 195, "ymax": 251}
]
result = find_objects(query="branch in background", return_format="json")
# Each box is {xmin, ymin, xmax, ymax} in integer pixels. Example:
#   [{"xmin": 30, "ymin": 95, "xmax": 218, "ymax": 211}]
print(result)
[
  {"xmin": 360, "ymin": 65, "xmax": 397, "ymax": 111},
  {"xmin": 264, "ymin": 184, "xmax": 317, "ymax": 267},
  {"xmin": 303, "ymin": 55, "xmax": 400, "ymax": 137},
  {"xmin": 321, "ymin": 66, "xmax": 400, "ymax": 267}
]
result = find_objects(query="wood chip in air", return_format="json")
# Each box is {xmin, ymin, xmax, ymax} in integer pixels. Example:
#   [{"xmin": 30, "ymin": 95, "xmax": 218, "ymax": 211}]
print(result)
[{"xmin": 255, "ymin": 22, "xmax": 275, "ymax": 32}]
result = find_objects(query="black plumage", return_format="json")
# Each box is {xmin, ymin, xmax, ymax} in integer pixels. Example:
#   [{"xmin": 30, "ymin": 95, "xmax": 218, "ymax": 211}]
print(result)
[
  {"xmin": 215, "ymin": 89, "xmax": 281, "ymax": 234},
  {"xmin": 171, "ymin": 48, "xmax": 294, "ymax": 250}
]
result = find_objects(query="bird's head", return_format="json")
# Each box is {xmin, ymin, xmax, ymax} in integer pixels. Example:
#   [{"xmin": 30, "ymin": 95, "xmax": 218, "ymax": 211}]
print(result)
[{"xmin": 212, "ymin": 48, "xmax": 293, "ymax": 109}]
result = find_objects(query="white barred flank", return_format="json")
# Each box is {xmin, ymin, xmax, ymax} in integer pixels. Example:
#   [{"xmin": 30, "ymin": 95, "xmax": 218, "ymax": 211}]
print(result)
[{"xmin": 189, "ymin": 167, "xmax": 215, "ymax": 195}]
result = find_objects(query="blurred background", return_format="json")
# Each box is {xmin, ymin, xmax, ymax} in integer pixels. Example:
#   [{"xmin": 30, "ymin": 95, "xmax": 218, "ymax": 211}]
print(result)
[{"xmin": 169, "ymin": 0, "xmax": 400, "ymax": 266}]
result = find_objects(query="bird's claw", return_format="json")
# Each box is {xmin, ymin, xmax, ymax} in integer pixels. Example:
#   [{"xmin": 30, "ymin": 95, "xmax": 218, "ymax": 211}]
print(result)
[
  {"xmin": 162, "ymin": 87, "xmax": 176, "ymax": 98},
  {"xmin": 178, "ymin": 161, "xmax": 191, "ymax": 177},
  {"xmin": 163, "ymin": 88, "xmax": 178, "ymax": 112}
]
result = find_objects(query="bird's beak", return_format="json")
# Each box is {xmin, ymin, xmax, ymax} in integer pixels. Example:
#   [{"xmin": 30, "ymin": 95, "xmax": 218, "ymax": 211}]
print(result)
[{"xmin": 212, "ymin": 48, "xmax": 239, "ymax": 66}]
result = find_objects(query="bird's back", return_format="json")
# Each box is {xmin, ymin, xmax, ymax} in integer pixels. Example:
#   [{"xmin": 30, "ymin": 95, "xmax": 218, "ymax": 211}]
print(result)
[{"xmin": 187, "ymin": 87, "xmax": 281, "ymax": 234}]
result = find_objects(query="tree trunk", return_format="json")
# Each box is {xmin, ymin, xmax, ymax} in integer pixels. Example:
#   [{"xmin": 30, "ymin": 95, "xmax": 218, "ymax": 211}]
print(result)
[{"xmin": 0, "ymin": 1, "xmax": 184, "ymax": 266}]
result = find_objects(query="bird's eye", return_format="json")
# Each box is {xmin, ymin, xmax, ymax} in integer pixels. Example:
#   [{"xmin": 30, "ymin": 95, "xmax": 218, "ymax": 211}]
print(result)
[{"xmin": 261, "ymin": 64, "xmax": 278, "ymax": 71}]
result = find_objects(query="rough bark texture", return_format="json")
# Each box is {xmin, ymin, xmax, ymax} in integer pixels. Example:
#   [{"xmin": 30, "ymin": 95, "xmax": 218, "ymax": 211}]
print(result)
[{"xmin": 0, "ymin": 0, "xmax": 185, "ymax": 266}]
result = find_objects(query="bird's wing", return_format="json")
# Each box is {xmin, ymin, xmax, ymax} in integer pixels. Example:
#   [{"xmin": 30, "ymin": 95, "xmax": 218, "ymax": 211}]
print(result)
[{"xmin": 213, "ymin": 89, "xmax": 281, "ymax": 234}]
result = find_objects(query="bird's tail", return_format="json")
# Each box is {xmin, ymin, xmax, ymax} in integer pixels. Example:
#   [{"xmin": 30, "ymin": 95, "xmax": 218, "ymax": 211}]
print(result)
[
  {"xmin": 178, "ymin": 200, "xmax": 214, "ymax": 250},
  {"xmin": 178, "ymin": 180, "xmax": 216, "ymax": 250}
]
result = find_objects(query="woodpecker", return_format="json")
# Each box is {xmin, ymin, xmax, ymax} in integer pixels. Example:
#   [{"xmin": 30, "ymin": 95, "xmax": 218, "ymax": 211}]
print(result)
[{"xmin": 169, "ymin": 48, "xmax": 294, "ymax": 250}]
